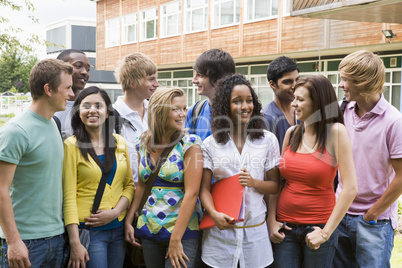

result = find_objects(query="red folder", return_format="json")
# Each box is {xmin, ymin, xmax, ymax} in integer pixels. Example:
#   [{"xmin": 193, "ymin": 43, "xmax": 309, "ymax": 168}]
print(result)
[{"xmin": 199, "ymin": 174, "xmax": 245, "ymax": 230}]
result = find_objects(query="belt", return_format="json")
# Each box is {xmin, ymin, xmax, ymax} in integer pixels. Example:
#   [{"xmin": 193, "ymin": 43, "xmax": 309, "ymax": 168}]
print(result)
[{"xmin": 233, "ymin": 219, "xmax": 266, "ymax": 229}]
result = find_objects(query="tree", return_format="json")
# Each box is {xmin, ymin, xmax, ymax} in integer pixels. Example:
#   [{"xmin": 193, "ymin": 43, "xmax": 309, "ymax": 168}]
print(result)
[
  {"xmin": 0, "ymin": 0, "xmax": 52, "ymax": 54},
  {"xmin": 0, "ymin": 46, "xmax": 38, "ymax": 93}
]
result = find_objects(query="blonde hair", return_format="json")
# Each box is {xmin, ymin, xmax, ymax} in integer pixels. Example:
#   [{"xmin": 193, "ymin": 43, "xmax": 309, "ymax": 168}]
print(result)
[
  {"xmin": 140, "ymin": 87, "xmax": 185, "ymax": 150},
  {"xmin": 339, "ymin": 50, "xmax": 385, "ymax": 99},
  {"xmin": 114, "ymin": 52, "xmax": 157, "ymax": 92}
]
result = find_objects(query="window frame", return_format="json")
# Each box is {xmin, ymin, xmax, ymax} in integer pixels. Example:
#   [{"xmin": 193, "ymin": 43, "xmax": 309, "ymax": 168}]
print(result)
[
  {"xmin": 184, "ymin": 0, "xmax": 209, "ymax": 34},
  {"xmin": 243, "ymin": 0, "xmax": 279, "ymax": 23},
  {"xmin": 140, "ymin": 7, "xmax": 158, "ymax": 41},
  {"xmin": 105, "ymin": 17, "xmax": 120, "ymax": 48},
  {"xmin": 122, "ymin": 13, "xmax": 138, "ymax": 45},
  {"xmin": 160, "ymin": 1, "xmax": 182, "ymax": 38},
  {"xmin": 211, "ymin": 0, "xmax": 240, "ymax": 29}
]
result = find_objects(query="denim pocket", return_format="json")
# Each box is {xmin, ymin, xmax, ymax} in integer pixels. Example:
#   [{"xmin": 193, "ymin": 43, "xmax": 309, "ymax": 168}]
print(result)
[
  {"xmin": 22, "ymin": 239, "xmax": 34, "ymax": 251},
  {"xmin": 360, "ymin": 215, "xmax": 389, "ymax": 227}
]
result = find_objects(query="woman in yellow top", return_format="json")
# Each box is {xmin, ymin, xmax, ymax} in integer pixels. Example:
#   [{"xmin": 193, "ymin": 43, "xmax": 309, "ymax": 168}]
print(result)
[{"xmin": 62, "ymin": 86, "xmax": 134, "ymax": 268}]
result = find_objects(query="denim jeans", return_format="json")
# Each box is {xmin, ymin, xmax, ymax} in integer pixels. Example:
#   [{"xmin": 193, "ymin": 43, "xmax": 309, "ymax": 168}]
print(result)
[
  {"xmin": 141, "ymin": 238, "xmax": 199, "ymax": 268},
  {"xmin": 84, "ymin": 225, "xmax": 126, "ymax": 268},
  {"xmin": 273, "ymin": 223, "xmax": 338, "ymax": 268},
  {"xmin": 333, "ymin": 214, "xmax": 394, "ymax": 268},
  {"xmin": 1, "ymin": 234, "xmax": 64, "ymax": 268}
]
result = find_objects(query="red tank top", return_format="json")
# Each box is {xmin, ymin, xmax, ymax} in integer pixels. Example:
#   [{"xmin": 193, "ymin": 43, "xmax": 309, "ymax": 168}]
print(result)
[{"xmin": 277, "ymin": 146, "xmax": 337, "ymax": 224}]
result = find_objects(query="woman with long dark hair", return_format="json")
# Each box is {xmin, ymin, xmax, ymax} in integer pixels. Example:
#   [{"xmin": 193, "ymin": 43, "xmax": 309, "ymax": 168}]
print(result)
[
  {"xmin": 63, "ymin": 86, "xmax": 134, "ymax": 268},
  {"xmin": 267, "ymin": 75, "xmax": 357, "ymax": 267},
  {"xmin": 199, "ymin": 74, "xmax": 281, "ymax": 267}
]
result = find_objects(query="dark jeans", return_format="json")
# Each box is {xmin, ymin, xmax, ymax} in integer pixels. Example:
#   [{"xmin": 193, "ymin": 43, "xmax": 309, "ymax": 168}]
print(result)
[
  {"xmin": 274, "ymin": 223, "xmax": 338, "ymax": 268},
  {"xmin": 333, "ymin": 214, "xmax": 394, "ymax": 268},
  {"xmin": 1, "ymin": 234, "xmax": 64, "ymax": 268},
  {"xmin": 141, "ymin": 238, "xmax": 199, "ymax": 268}
]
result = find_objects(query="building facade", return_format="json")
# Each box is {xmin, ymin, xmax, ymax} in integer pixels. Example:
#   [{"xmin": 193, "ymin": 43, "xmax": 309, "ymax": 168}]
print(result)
[{"xmin": 92, "ymin": 0, "xmax": 402, "ymax": 110}]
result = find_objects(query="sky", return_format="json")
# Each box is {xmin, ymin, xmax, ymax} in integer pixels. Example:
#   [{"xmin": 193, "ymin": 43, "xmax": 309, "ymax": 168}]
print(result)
[{"xmin": 0, "ymin": 0, "xmax": 96, "ymax": 58}]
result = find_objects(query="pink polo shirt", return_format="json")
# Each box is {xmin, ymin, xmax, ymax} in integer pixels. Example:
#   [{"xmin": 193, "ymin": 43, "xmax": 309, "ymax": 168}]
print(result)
[{"xmin": 336, "ymin": 95, "xmax": 402, "ymax": 229}]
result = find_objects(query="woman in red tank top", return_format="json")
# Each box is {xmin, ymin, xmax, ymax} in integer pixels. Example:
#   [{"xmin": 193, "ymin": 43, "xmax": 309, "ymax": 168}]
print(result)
[{"xmin": 267, "ymin": 75, "xmax": 357, "ymax": 268}]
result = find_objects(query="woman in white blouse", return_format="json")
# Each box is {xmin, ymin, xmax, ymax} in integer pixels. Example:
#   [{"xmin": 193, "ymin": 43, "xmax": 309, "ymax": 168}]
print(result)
[{"xmin": 199, "ymin": 74, "xmax": 281, "ymax": 268}]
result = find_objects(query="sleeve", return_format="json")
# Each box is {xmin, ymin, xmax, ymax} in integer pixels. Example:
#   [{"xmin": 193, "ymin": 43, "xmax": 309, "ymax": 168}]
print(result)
[
  {"xmin": 185, "ymin": 104, "xmax": 195, "ymax": 134},
  {"xmin": 387, "ymin": 117, "xmax": 402, "ymax": 159},
  {"xmin": 0, "ymin": 124, "xmax": 28, "ymax": 165},
  {"xmin": 264, "ymin": 132, "xmax": 281, "ymax": 171},
  {"xmin": 62, "ymin": 138, "xmax": 80, "ymax": 226},
  {"xmin": 117, "ymin": 135, "xmax": 135, "ymax": 203},
  {"xmin": 182, "ymin": 134, "xmax": 202, "ymax": 155},
  {"xmin": 263, "ymin": 112, "xmax": 276, "ymax": 134},
  {"xmin": 201, "ymin": 137, "xmax": 213, "ymax": 171}
]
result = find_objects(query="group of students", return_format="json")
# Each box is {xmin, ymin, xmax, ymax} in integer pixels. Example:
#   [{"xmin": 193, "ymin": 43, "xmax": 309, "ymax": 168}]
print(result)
[{"xmin": 0, "ymin": 47, "xmax": 401, "ymax": 268}]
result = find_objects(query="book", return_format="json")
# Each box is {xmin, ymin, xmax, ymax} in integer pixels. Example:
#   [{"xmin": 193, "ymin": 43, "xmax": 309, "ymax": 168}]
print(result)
[{"xmin": 199, "ymin": 174, "xmax": 245, "ymax": 230}]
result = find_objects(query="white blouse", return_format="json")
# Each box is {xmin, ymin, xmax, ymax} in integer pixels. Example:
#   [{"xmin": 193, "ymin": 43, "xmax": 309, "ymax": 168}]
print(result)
[{"xmin": 201, "ymin": 130, "xmax": 280, "ymax": 268}]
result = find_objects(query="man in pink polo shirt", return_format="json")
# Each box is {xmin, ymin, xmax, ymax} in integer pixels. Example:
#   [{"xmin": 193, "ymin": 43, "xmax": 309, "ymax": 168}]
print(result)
[{"xmin": 333, "ymin": 50, "xmax": 402, "ymax": 268}]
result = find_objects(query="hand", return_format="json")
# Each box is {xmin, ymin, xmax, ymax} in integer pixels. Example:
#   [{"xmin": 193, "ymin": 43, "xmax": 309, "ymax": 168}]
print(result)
[
  {"xmin": 166, "ymin": 240, "xmax": 189, "ymax": 268},
  {"xmin": 84, "ymin": 210, "xmax": 117, "ymax": 227},
  {"xmin": 363, "ymin": 211, "xmax": 377, "ymax": 224},
  {"xmin": 239, "ymin": 168, "xmax": 254, "ymax": 188},
  {"xmin": 210, "ymin": 211, "xmax": 236, "ymax": 230},
  {"xmin": 124, "ymin": 223, "xmax": 142, "ymax": 248},
  {"xmin": 305, "ymin": 226, "xmax": 327, "ymax": 250},
  {"xmin": 67, "ymin": 242, "xmax": 90, "ymax": 268},
  {"xmin": 7, "ymin": 239, "xmax": 31, "ymax": 268},
  {"xmin": 268, "ymin": 220, "xmax": 292, "ymax": 244}
]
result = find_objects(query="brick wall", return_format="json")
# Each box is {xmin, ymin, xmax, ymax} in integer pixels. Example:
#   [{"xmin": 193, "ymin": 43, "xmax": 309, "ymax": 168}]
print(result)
[{"xmin": 95, "ymin": 0, "xmax": 402, "ymax": 71}]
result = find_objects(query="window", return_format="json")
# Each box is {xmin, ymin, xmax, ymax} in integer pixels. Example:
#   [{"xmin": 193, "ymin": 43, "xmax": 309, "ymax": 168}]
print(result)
[
  {"xmin": 185, "ymin": 0, "xmax": 208, "ymax": 33},
  {"xmin": 141, "ymin": 7, "xmax": 158, "ymax": 41},
  {"xmin": 250, "ymin": 75, "xmax": 272, "ymax": 107},
  {"xmin": 282, "ymin": 0, "xmax": 291, "ymax": 16},
  {"xmin": 245, "ymin": 0, "xmax": 278, "ymax": 22},
  {"xmin": 122, "ymin": 13, "xmax": 137, "ymax": 44},
  {"xmin": 161, "ymin": 1, "xmax": 181, "ymax": 38},
  {"xmin": 105, "ymin": 18, "xmax": 120, "ymax": 47},
  {"xmin": 212, "ymin": 0, "xmax": 240, "ymax": 28}
]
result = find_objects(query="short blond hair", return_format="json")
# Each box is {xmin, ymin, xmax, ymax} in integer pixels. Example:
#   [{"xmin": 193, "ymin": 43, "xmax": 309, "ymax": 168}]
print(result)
[
  {"xmin": 339, "ymin": 50, "xmax": 385, "ymax": 99},
  {"xmin": 114, "ymin": 52, "xmax": 157, "ymax": 92},
  {"xmin": 140, "ymin": 87, "xmax": 185, "ymax": 149}
]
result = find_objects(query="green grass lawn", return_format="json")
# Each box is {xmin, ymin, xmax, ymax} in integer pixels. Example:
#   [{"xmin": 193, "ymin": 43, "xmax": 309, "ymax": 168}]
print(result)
[{"xmin": 391, "ymin": 235, "xmax": 402, "ymax": 267}]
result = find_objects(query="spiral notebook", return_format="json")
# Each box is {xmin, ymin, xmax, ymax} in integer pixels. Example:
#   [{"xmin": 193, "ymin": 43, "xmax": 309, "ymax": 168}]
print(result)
[{"xmin": 199, "ymin": 174, "xmax": 245, "ymax": 230}]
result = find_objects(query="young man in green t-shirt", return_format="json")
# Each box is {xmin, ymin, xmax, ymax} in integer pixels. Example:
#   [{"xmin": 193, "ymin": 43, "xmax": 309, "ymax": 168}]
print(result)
[{"xmin": 0, "ymin": 59, "xmax": 74, "ymax": 268}]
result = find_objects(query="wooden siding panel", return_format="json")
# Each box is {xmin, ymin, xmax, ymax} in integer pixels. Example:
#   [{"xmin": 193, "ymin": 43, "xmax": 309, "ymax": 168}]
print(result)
[
  {"xmin": 182, "ymin": 32, "xmax": 209, "ymax": 63},
  {"xmin": 243, "ymin": 20, "xmax": 278, "ymax": 57},
  {"xmin": 282, "ymin": 17, "xmax": 322, "ymax": 53},
  {"xmin": 210, "ymin": 26, "xmax": 240, "ymax": 58},
  {"xmin": 159, "ymin": 36, "xmax": 182, "ymax": 64}
]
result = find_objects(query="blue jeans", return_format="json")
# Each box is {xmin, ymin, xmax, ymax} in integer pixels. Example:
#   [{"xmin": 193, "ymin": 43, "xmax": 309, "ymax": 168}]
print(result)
[
  {"xmin": 85, "ymin": 225, "xmax": 126, "ymax": 268},
  {"xmin": 274, "ymin": 223, "xmax": 338, "ymax": 268},
  {"xmin": 333, "ymin": 214, "xmax": 394, "ymax": 268},
  {"xmin": 1, "ymin": 234, "xmax": 64, "ymax": 268},
  {"xmin": 141, "ymin": 238, "xmax": 199, "ymax": 268}
]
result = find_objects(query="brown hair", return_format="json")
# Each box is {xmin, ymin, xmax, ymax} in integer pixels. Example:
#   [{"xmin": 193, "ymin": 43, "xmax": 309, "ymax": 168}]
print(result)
[{"xmin": 29, "ymin": 58, "xmax": 73, "ymax": 100}]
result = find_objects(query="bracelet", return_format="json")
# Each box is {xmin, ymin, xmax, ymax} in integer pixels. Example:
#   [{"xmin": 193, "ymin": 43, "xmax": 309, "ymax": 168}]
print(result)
[{"xmin": 320, "ymin": 231, "xmax": 329, "ymax": 241}]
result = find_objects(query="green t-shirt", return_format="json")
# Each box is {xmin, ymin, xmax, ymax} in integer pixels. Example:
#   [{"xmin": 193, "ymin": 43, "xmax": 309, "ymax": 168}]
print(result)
[{"xmin": 0, "ymin": 110, "xmax": 64, "ymax": 240}]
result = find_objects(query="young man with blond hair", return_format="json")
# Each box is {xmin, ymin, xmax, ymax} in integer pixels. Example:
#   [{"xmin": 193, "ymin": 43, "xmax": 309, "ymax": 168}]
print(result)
[
  {"xmin": 333, "ymin": 50, "xmax": 402, "ymax": 268},
  {"xmin": 0, "ymin": 59, "xmax": 74, "ymax": 268},
  {"xmin": 113, "ymin": 52, "xmax": 159, "ymax": 186}
]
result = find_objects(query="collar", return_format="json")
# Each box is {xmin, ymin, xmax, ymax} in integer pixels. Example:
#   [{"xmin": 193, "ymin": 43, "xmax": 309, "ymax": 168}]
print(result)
[
  {"xmin": 114, "ymin": 96, "xmax": 148, "ymax": 118},
  {"xmin": 347, "ymin": 94, "xmax": 388, "ymax": 116}
]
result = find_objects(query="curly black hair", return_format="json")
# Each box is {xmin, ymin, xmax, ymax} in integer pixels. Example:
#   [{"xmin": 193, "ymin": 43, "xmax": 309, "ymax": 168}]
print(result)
[{"xmin": 211, "ymin": 74, "xmax": 265, "ymax": 144}]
